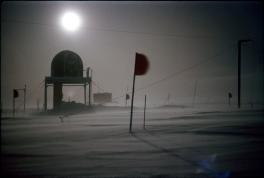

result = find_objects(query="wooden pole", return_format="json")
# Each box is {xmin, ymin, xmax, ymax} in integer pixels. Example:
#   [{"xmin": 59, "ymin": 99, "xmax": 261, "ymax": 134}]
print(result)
[
  {"xmin": 143, "ymin": 95, "xmax": 147, "ymax": 129},
  {"xmin": 24, "ymin": 84, "xmax": 26, "ymax": 113},
  {"xmin": 13, "ymin": 93, "xmax": 15, "ymax": 117},
  {"xmin": 192, "ymin": 80, "xmax": 197, "ymax": 107}
]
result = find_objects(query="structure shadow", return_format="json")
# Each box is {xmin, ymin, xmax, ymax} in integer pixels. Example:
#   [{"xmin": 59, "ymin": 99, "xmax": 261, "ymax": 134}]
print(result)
[
  {"xmin": 143, "ymin": 128, "xmax": 204, "ymax": 154},
  {"xmin": 131, "ymin": 132, "xmax": 198, "ymax": 167},
  {"xmin": 130, "ymin": 132, "xmax": 231, "ymax": 178}
]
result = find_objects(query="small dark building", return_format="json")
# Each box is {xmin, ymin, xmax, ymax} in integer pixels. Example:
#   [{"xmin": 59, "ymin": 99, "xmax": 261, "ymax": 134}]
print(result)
[
  {"xmin": 93, "ymin": 92, "xmax": 112, "ymax": 104},
  {"xmin": 44, "ymin": 50, "xmax": 92, "ymax": 110}
]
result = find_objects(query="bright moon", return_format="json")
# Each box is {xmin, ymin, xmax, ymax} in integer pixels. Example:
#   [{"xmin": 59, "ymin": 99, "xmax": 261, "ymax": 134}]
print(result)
[{"xmin": 61, "ymin": 12, "xmax": 81, "ymax": 32}]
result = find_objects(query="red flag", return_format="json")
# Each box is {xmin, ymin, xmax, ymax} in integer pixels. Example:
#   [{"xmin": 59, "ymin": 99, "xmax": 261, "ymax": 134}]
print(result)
[{"xmin": 135, "ymin": 53, "xmax": 149, "ymax": 75}]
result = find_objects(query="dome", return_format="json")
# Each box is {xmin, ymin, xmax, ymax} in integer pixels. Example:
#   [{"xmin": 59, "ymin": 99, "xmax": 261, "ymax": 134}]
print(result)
[{"xmin": 51, "ymin": 50, "xmax": 83, "ymax": 77}]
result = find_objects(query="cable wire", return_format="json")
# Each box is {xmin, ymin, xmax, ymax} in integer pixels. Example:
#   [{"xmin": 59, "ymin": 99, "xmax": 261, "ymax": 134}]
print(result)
[
  {"xmin": 110, "ymin": 43, "xmax": 237, "ymax": 103},
  {"xmin": 2, "ymin": 19, "xmax": 239, "ymax": 41}
]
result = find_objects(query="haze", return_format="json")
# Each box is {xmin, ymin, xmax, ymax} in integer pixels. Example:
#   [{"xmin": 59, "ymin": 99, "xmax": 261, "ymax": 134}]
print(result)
[{"xmin": 1, "ymin": 1, "xmax": 263, "ymax": 109}]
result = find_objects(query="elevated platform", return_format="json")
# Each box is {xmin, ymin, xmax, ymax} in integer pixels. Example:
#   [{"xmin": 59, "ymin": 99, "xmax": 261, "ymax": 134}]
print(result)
[{"xmin": 45, "ymin": 77, "xmax": 91, "ymax": 85}]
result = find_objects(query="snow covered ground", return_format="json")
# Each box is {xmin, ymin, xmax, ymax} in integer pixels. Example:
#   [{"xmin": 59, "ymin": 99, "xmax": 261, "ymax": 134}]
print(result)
[{"xmin": 1, "ymin": 107, "xmax": 264, "ymax": 178}]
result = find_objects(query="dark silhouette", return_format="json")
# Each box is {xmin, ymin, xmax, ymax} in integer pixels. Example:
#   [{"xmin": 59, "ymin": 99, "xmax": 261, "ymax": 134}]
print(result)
[
  {"xmin": 237, "ymin": 40, "xmax": 251, "ymax": 108},
  {"xmin": 44, "ymin": 50, "xmax": 92, "ymax": 111},
  {"xmin": 51, "ymin": 50, "xmax": 83, "ymax": 77},
  {"xmin": 228, "ymin": 92, "xmax": 232, "ymax": 106},
  {"xmin": 130, "ymin": 52, "xmax": 150, "ymax": 133}
]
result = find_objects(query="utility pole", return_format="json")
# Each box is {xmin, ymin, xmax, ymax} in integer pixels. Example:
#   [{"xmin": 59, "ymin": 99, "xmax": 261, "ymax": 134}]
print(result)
[{"xmin": 238, "ymin": 39, "xmax": 251, "ymax": 108}]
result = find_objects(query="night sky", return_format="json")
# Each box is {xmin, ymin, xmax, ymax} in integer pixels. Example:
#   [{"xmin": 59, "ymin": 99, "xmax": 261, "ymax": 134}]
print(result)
[{"xmin": 1, "ymin": 1, "xmax": 263, "ymax": 109}]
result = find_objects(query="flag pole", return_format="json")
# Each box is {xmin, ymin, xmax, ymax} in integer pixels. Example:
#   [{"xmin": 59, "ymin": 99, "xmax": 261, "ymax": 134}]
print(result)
[
  {"xmin": 129, "ymin": 61, "xmax": 136, "ymax": 133},
  {"xmin": 129, "ymin": 52, "xmax": 149, "ymax": 133}
]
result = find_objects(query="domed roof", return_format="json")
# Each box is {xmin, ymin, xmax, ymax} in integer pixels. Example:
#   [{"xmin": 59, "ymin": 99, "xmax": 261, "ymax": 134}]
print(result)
[{"xmin": 51, "ymin": 50, "xmax": 83, "ymax": 77}]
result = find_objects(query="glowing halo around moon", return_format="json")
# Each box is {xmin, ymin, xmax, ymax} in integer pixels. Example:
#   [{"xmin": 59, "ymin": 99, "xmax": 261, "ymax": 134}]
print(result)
[{"xmin": 61, "ymin": 11, "xmax": 81, "ymax": 32}]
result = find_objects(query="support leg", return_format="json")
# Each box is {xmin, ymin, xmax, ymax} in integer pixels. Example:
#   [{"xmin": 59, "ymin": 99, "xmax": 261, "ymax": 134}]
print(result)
[
  {"xmin": 84, "ymin": 84, "xmax": 87, "ymax": 105},
  {"xmin": 44, "ymin": 80, "xmax": 47, "ymax": 111}
]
